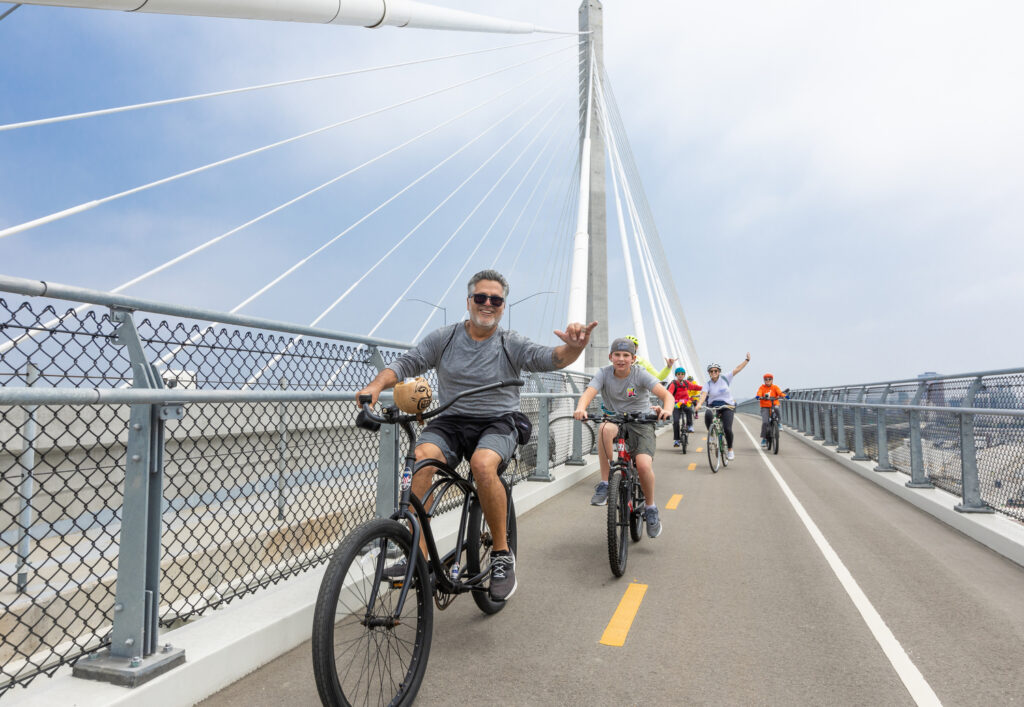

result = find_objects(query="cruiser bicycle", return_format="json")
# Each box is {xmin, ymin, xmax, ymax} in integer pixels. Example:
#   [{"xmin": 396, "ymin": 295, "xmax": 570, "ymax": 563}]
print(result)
[
  {"xmin": 582, "ymin": 411, "xmax": 660, "ymax": 577},
  {"xmin": 704, "ymin": 404, "xmax": 735, "ymax": 473},
  {"xmin": 311, "ymin": 379, "xmax": 523, "ymax": 707}
]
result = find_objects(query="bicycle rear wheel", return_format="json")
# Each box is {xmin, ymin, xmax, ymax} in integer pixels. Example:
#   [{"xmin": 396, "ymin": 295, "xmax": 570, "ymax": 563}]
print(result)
[
  {"xmin": 607, "ymin": 468, "xmax": 629, "ymax": 577},
  {"xmin": 707, "ymin": 430, "xmax": 720, "ymax": 473},
  {"xmin": 772, "ymin": 419, "xmax": 781, "ymax": 455},
  {"xmin": 466, "ymin": 483, "xmax": 518, "ymax": 615},
  {"xmin": 312, "ymin": 518, "xmax": 432, "ymax": 707}
]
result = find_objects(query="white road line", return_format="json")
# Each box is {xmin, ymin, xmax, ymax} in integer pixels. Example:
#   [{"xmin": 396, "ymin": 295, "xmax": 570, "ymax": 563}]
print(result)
[{"xmin": 736, "ymin": 417, "xmax": 942, "ymax": 707}]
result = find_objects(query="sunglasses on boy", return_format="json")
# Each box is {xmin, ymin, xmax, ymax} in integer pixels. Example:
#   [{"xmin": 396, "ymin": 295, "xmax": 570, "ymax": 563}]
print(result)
[{"xmin": 470, "ymin": 293, "xmax": 505, "ymax": 306}]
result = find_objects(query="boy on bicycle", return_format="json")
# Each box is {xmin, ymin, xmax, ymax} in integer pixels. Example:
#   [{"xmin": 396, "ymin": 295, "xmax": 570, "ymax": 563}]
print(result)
[
  {"xmin": 573, "ymin": 338, "xmax": 673, "ymax": 537},
  {"xmin": 756, "ymin": 374, "xmax": 787, "ymax": 448},
  {"xmin": 356, "ymin": 269, "xmax": 596, "ymax": 601}
]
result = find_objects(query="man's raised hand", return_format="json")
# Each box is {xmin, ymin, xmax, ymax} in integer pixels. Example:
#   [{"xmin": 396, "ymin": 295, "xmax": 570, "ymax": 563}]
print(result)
[{"xmin": 555, "ymin": 320, "xmax": 599, "ymax": 350}]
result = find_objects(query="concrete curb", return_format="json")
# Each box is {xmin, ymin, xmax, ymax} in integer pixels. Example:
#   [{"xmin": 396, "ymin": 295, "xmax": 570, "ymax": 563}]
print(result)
[
  {"xmin": 9, "ymin": 458, "xmax": 604, "ymax": 707},
  {"xmin": 778, "ymin": 419, "xmax": 1024, "ymax": 569}
]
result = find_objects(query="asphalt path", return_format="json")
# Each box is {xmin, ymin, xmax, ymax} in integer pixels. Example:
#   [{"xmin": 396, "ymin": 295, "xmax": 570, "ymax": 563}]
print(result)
[{"xmin": 200, "ymin": 415, "xmax": 1024, "ymax": 706}]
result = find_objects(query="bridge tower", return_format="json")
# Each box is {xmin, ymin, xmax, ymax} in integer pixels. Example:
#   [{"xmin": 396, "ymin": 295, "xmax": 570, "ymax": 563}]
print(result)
[{"xmin": 579, "ymin": 0, "xmax": 607, "ymax": 372}]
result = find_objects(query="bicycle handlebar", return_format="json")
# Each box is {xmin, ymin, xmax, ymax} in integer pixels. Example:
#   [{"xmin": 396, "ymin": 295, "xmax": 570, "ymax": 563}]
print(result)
[
  {"xmin": 356, "ymin": 378, "xmax": 525, "ymax": 430},
  {"xmin": 580, "ymin": 411, "xmax": 661, "ymax": 424}
]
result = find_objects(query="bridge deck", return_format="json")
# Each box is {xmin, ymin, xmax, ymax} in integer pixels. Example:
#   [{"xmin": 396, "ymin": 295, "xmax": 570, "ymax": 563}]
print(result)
[{"xmin": 200, "ymin": 415, "xmax": 1024, "ymax": 705}]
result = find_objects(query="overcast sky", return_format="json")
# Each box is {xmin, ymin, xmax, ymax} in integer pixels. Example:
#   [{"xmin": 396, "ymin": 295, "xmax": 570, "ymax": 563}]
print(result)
[{"xmin": 2, "ymin": 1, "xmax": 1022, "ymax": 390}]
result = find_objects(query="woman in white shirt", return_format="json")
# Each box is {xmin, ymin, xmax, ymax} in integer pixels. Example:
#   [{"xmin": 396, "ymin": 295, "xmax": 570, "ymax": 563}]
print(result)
[{"xmin": 695, "ymin": 353, "xmax": 750, "ymax": 460}]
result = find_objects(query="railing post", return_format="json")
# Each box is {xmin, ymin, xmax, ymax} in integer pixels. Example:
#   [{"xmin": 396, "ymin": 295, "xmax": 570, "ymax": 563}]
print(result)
[
  {"xmin": 529, "ymin": 396, "xmax": 553, "ymax": 481},
  {"xmin": 566, "ymin": 378, "xmax": 586, "ymax": 465},
  {"xmin": 276, "ymin": 377, "xmax": 289, "ymax": 521},
  {"xmin": 16, "ymin": 361, "xmax": 39, "ymax": 593},
  {"xmin": 835, "ymin": 388, "xmax": 849, "ymax": 453},
  {"xmin": 906, "ymin": 381, "xmax": 933, "ymax": 489},
  {"xmin": 74, "ymin": 307, "xmax": 185, "ymax": 686},
  {"xmin": 366, "ymin": 345, "xmax": 400, "ymax": 516},
  {"xmin": 823, "ymin": 391, "xmax": 835, "ymax": 446},
  {"xmin": 956, "ymin": 377, "xmax": 992, "ymax": 513},
  {"xmin": 851, "ymin": 386, "xmax": 869, "ymax": 461},
  {"xmin": 812, "ymin": 391, "xmax": 824, "ymax": 440},
  {"xmin": 874, "ymin": 384, "xmax": 893, "ymax": 472},
  {"xmin": 799, "ymin": 392, "xmax": 810, "ymax": 434}
]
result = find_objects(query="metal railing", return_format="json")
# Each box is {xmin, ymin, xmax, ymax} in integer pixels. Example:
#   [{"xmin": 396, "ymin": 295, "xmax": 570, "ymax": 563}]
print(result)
[
  {"xmin": 0, "ymin": 275, "xmax": 599, "ymax": 695},
  {"xmin": 777, "ymin": 370, "xmax": 1024, "ymax": 523}
]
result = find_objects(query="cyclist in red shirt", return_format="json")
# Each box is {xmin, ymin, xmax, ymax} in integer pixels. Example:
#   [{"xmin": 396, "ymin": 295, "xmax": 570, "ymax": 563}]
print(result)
[
  {"xmin": 756, "ymin": 374, "xmax": 786, "ymax": 448},
  {"xmin": 666, "ymin": 367, "xmax": 692, "ymax": 446}
]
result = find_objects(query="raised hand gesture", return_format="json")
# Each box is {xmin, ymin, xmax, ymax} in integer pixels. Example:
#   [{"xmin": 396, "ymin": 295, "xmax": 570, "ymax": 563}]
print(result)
[{"xmin": 554, "ymin": 320, "xmax": 599, "ymax": 351}]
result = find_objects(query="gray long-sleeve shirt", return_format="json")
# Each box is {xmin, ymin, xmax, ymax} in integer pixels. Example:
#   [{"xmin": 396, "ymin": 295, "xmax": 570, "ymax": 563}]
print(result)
[{"xmin": 387, "ymin": 323, "xmax": 560, "ymax": 417}]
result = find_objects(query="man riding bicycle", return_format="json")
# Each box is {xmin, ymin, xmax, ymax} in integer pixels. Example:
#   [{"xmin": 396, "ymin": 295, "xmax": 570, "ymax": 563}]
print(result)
[
  {"xmin": 356, "ymin": 269, "xmax": 596, "ymax": 601},
  {"xmin": 756, "ymin": 374, "xmax": 787, "ymax": 449}
]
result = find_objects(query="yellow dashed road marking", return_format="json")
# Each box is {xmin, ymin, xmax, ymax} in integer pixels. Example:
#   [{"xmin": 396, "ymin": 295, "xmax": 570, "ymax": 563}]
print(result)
[
  {"xmin": 600, "ymin": 582, "xmax": 648, "ymax": 647},
  {"xmin": 687, "ymin": 462, "xmax": 696, "ymax": 470},
  {"xmin": 666, "ymin": 494, "xmax": 683, "ymax": 510},
  {"xmin": 696, "ymin": 447, "xmax": 703, "ymax": 453}
]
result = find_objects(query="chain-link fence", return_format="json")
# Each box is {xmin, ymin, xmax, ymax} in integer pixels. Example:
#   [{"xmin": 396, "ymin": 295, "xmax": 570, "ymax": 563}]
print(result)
[
  {"xmin": 782, "ymin": 371, "xmax": 1024, "ymax": 526},
  {"xmin": 0, "ymin": 277, "xmax": 598, "ymax": 696}
]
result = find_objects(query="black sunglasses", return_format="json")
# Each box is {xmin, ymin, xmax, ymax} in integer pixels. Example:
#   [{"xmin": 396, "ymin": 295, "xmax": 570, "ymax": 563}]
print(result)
[{"xmin": 470, "ymin": 293, "xmax": 505, "ymax": 306}]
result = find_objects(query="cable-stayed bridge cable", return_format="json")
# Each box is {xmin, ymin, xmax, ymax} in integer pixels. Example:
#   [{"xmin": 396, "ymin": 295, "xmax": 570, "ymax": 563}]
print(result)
[
  {"xmin": 0, "ymin": 61, "xmax": 566, "ymax": 358},
  {"xmin": 0, "ymin": 36, "xmax": 573, "ymax": 133},
  {"xmin": 370, "ymin": 93, "xmax": 567, "ymax": 339},
  {"xmin": 252, "ymin": 85, "xmax": 565, "ymax": 389},
  {"xmin": 0, "ymin": 44, "xmax": 574, "ymax": 241},
  {"xmin": 135, "ymin": 75, "xmax": 564, "ymax": 382},
  {"xmin": 410, "ymin": 113, "xmax": 572, "ymax": 342}
]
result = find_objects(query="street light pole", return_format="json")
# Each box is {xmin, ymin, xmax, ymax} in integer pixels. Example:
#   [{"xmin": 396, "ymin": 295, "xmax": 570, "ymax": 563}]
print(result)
[
  {"xmin": 407, "ymin": 298, "xmax": 446, "ymax": 327},
  {"xmin": 506, "ymin": 291, "xmax": 556, "ymax": 333}
]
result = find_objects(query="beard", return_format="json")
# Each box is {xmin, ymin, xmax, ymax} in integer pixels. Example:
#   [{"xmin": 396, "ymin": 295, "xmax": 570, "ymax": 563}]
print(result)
[{"xmin": 469, "ymin": 311, "xmax": 500, "ymax": 330}]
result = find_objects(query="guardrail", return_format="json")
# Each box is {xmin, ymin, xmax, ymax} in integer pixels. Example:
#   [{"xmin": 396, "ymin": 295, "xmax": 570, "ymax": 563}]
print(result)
[
  {"xmin": 774, "ymin": 370, "xmax": 1024, "ymax": 524},
  {"xmin": 0, "ymin": 275, "xmax": 599, "ymax": 695}
]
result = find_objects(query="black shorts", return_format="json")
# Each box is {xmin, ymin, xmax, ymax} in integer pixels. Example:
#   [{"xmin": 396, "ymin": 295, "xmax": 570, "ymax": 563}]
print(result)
[{"xmin": 417, "ymin": 414, "xmax": 518, "ymax": 468}]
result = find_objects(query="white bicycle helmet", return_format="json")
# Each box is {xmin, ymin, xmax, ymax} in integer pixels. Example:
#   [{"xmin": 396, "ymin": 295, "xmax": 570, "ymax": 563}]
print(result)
[{"xmin": 706, "ymin": 362, "xmax": 722, "ymax": 372}]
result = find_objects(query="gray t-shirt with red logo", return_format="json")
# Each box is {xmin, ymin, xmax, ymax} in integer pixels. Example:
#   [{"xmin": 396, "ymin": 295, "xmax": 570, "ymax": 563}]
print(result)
[{"xmin": 587, "ymin": 365, "xmax": 660, "ymax": 414}]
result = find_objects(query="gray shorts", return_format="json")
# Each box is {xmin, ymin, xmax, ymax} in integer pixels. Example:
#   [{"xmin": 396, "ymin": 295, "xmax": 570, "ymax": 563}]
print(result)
[
  {"xmin": 623, "ymin": 421, "xmax": 657, "ymax": 458},
  {"xmin": 416, "ymin": 414, "xmax": 518, "ymax": 468}
]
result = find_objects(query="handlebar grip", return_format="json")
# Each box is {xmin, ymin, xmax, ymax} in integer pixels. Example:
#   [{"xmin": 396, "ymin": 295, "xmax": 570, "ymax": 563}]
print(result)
[
  {"xmin": 355, "ymin": 407, "xmax": 381, "ymax": 432},
  {"xmin": 358, "ymin": 393, "xmax": 372, "ymax": 405}
]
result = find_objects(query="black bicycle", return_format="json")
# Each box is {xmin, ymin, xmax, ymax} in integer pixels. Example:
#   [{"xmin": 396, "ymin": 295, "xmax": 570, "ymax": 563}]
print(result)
[
  {"xmin": 583, "ymin": 411, "xmax": 660, "ymax": 577},
  {"xmin": 758, "ymin": 395, "xmax": 787, "ymax": 455},
  {"xmin": 311, "ymin": 379, "xmax": 523, "ymax": 707}
]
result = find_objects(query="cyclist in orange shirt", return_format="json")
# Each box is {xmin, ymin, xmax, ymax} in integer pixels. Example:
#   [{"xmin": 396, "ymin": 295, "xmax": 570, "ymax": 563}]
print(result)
[{"xmin": 755, "ymin": 374, "xmax": 786, "ymax": 448}]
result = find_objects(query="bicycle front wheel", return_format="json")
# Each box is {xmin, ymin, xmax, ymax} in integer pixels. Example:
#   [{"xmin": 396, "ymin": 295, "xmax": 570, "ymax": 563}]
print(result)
[
  {"xmin": 466, "ymin": 484, "xmax": 518, "ymax": 615},
  {"xmin": 607, "ymin": 468, "xmax": 629, "ymax": 577},
  {"xmin": 707, "ymin": 430, "xmax": 720, "ymax": 473},
  {"xmin": 772, "ymin": 419, "xmax": 781, "ymax": 455},
  {"xmin": 312, "ymin": 518, "xmax": 433, "ymax": 707},
  {"xmin": 720, "ymin": 431, "xmax": 729, "ymax": 468}
]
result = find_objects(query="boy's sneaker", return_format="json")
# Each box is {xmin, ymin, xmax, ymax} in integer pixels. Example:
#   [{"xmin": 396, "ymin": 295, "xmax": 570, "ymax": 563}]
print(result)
[
  {"xmin": 727, "ymin": 450, "xmax": 735, "ymax": 460},
  {"xmin": 382, "ymin": 558, "xmax": 409, "ymax": 580},
  {"xmin": 645, "ymin": 506, "xmax": 662, "ymax": 538},
  {"xmin": 673, "ymin": 440, "xmax": 680, "ymax": 447},
  {"xmin": 590, "ymin": 481, "xmax": 609, "ymax": 506},
  {"xmin": 489, "ymin": 550, "xmax": 517, "ymax": 601}
]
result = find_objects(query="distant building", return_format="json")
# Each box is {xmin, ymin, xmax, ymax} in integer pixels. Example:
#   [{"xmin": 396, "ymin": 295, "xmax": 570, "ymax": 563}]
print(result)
[{"xmin": 917, "ymin": 371, "xmax": 947, "ymax": 408}]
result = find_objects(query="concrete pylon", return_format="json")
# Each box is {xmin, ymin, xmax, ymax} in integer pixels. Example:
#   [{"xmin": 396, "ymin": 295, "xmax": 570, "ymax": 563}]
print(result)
[{"xmin": 579, "ymin": 0, "xmax": 607, "ymax": 372}]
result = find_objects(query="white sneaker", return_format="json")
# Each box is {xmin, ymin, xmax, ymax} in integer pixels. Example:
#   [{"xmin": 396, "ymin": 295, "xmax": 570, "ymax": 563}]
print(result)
[{"xmin": 727, "ymin": 450, "xmax": 735, "ymax": 460}]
